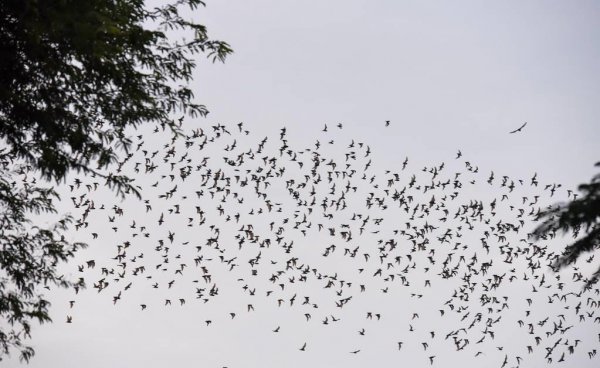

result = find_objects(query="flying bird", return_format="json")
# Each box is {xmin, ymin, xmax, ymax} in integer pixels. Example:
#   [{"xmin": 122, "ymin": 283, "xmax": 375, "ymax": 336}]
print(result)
[{"xmin": 509, "ymin": 122, "xmax": 527, "ymax": 134}]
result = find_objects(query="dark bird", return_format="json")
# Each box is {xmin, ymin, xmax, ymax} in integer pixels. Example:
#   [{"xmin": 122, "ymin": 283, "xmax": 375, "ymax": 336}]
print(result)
[{"xmin": 509, "ymin": 122, "xmax": 527, "ymax": 134}]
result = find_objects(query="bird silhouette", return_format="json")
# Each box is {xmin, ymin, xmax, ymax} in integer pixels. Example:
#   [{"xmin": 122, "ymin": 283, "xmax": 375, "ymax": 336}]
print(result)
[{"xmin": 509, "ymin": 122, "xmax": 527, "ymax": 134}]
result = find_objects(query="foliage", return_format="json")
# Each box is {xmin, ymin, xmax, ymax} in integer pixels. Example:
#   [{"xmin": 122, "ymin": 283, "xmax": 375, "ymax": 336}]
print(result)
[
  {"xmin": 0, "ymin": 153, "xmax": 86, "ymax": 362},
  {"xmin": 534, "ymin": 162, "xmax": 600, "ymax": 287},
  {"xmin": 0, "ymin": 0, "xmax": 231, "ymax": 361},
  {"xmin": 0, "ymin": 0, "xmax": 231, "ymax": 193}
]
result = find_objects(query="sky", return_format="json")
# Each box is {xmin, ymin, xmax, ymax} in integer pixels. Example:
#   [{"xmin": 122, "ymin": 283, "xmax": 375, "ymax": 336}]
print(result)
[{"xmin": 4, "ymin": 1, "xmax": 600, "ymax": 367}]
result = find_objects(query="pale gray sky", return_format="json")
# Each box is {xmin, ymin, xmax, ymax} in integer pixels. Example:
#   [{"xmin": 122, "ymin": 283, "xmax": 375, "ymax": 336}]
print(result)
[{"xmin": 5, "ymin": 1, "xmax": 600, "ymax": 367}]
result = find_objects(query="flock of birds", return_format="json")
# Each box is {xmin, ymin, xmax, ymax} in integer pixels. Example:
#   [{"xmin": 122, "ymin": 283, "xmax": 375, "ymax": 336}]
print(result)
[{"xmin": 53, "ymin": 120, "xmax": 599, "ymax": 367}]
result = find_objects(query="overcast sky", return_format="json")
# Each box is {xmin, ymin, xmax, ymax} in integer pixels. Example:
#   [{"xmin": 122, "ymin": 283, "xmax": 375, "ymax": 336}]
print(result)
[{"xmin": 5, "ymin": 1, "xmax": 600, "ymax": 367}]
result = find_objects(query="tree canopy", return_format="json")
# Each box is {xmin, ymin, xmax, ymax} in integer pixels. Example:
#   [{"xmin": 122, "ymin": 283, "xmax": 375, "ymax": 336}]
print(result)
[
  {"xmin": 0, "ymin": 0, "xmax": 231, "ymax": 361},
  {"xmin": 534, "ymin": 162, "xmax": 600, "ymax": 287},
  {"xmin": 1, "ymin": 0, "xmax": 231, "ymax": 190}
]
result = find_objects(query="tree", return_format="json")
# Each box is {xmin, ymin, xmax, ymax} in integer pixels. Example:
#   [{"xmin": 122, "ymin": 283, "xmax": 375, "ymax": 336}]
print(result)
[
  {"xmin": 0, "ymin": 154, "xmax": 85, "ymax": 362},
  {"xmin": 534, "ymin": 162, "xmax": 600, "ymax": 288},
  {"xmin": 0, "ymin": 0, "xmax": 231, "ymax": 361}
]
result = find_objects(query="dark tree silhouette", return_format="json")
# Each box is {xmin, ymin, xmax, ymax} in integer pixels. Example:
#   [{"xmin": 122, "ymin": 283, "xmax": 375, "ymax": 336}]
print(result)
[
  {"xmin": 0, "ymin": 154, "xmax": 86, "ymax": 362},
  {"xmin": 0, "ymin": 0, "xmax": 231, "ymax": 361},
  {"xmin": 534, "ymin": 162, "xmax": 600, "ymax": 287}
]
